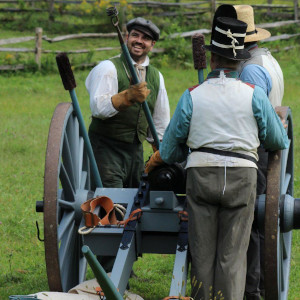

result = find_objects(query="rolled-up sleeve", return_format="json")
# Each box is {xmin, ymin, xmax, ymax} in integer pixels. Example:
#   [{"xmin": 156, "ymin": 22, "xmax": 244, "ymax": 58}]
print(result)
[
  {"xmin": 151, "ymin": 71, "xmax": 170, "ymax": 140},
  {"xmin": 85, "ymin": 60, "xmax": 119, "ymax": 119}
]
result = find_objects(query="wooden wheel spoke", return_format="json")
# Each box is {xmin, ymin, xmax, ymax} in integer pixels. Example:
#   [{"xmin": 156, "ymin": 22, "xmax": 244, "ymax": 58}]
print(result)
[
  {"xmin": 66, "ymin": 113, "xmax": 80, "ymax": 188},
  {"xmin": 82, "ymin": 147, "xmax": 91, "ymax": 190},
  {"xmin": 59, "ymin": 220, "xmax": 78, "ymax": 291},
  {"xmin": 80, "ymin": 171, "xmax": 88, "ymax": 189},
  {"xmin": 58, "ymin": 210, "xmax": 75, "ymax": 241},
  {"xmin": 79, "ymin": 253, "xmax": 87, "ymax": 283},
  {"xmin": 78, "ymin": 137, "xmax": 84, "ymax": 188},
  {"xmin": 280, "ymin": 140, "xmax": 291, "ymax": 194},
  {"xmin": 62, "ymin": 132, "xmax": 76, "ymax": 191},
  {"xmin": 59, "ymin": 219, "xmax": 75, "ymax": 265},
  {"xmin": 281, "ymin": 233, "xmax": 287, "ymax": 259},
  {"xmin": 60, "ymin": 163, "xmax": 75, "ymax": 201},
  {"xmin": 59, "ymin": 199, "xmax": 75, "ymax": 210}
]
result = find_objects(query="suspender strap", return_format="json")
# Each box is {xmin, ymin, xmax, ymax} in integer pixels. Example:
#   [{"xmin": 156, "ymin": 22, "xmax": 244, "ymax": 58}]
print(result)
[{"xmin": 191, "ymin": 147, "xmax": 257, "ymax": 165}]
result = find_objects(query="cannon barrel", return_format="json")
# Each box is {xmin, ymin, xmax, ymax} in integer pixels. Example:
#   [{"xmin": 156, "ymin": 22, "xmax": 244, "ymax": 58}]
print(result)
[{"xmin": 81, "ymin": 245, "xmax": 123, "ymax": 300}]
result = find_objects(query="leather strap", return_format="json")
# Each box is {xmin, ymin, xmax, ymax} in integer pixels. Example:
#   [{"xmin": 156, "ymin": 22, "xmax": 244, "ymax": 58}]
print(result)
[
  {"xmin": 117, "ymin": 208, "xmax": 142, "ymax": 227},
  {"xmin": 191, "ymin": 147, "xmax": 257, "ymax": 165},
  {"xmin": 80, "ymin": 196, "xmax": 118, "ymax": 227},
  {"xmin": 178, "ymin": 210, "xmax": 188, "ymax": 222}
]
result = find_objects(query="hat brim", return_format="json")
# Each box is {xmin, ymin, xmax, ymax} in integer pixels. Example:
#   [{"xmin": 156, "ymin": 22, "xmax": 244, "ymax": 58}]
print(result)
[
  {"xmin": 204, "ymin": 44, "xmax": 251, "ymax": 61},
  {"xmin": 245, "ymin": 27, "xmax": 271, "ymax": 43},
  {"xmin": 128, "ymin": 25, "xmax": 158, "ymax": 41}
]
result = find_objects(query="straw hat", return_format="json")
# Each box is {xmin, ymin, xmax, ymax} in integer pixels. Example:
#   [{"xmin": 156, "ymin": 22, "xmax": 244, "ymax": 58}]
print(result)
[{"xmin": 234, "ymin": 5, "xmax": 271, "ymax": 42}]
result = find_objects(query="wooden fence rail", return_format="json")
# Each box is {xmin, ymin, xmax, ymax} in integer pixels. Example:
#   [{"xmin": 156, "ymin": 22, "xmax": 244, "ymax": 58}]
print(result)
[
  {"xmin": 0, "ymin": 0, "xmax": 299, "ymax": 71},
  {"xmin": 0, "ymin": 0, "xmax": 298, "ymax": 20},
  {"xmin": 1, "ymin": 16, "xmax": 300, "ymax": 71}
]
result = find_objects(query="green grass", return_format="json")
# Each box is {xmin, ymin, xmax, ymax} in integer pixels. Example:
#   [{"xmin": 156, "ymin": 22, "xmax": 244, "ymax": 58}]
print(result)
[{"xmin": 0, "ymin": 2, "xmax": 300, "ymax": 298}]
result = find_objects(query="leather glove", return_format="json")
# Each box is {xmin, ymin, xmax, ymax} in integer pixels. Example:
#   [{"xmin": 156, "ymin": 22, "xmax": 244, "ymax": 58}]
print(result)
[
  {"xmin": 151, "ymin": 141, "xmax": 163, "ymax": 153},
  {"xmin": 151, "ymin": 143, "xmax": 158, "ymax": 153},
  {"xmin": 144, "ymin": 150, "xmax": 164, "ymax": 174},
  {"xmin": 111, "ymin": 82, "xmax": 150, "ymax": 111}
]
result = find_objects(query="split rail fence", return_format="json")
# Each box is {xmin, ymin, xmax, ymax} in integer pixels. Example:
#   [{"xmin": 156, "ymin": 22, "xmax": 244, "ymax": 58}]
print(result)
[{"xmin": 0, "ymin": 0, "xmax": 299, "ymax": 71}]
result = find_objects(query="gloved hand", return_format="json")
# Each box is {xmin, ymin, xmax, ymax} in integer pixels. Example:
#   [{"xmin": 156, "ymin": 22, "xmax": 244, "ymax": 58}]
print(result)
[
  {"xmin": 111, "ymin": 82, "xmax": 150, "ymax": 111},
  {"xmin": 144, "ymin": 150, "xmax": 164, "ymax": 174}
]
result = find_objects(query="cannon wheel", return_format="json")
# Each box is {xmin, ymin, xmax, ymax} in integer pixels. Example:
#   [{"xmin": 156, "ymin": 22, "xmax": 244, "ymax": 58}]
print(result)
[
  {"xmin": 43, "ymin": 102, "xmax": 93, "ymax": 292},
  {"xmin": 265, "ymin": 106, "xmax": 293, "ymax": 300}
]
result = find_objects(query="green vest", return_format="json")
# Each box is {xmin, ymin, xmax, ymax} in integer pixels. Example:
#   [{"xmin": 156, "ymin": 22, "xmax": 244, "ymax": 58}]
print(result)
[{"xmin": 89, "ymin": 53, "xmax": 160, "ymax": 143}]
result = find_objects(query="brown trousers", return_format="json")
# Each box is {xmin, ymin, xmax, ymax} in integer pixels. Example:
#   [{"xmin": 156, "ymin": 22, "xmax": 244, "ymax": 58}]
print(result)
[{"xmin": 187, "ymin": 167, "xmax": 257, "ymax": 300}]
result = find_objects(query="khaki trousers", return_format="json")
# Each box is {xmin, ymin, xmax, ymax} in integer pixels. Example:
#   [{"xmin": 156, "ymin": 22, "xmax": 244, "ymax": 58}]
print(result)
[{"xmin": 187, "ymin": 167, "xmax": 257, "ymax": 300}]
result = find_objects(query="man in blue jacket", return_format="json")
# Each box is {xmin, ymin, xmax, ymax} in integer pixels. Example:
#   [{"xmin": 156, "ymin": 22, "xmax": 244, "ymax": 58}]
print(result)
[
  {"xmin": 145, "ymin": 16, "xmax": 288, "ymax": 300},
  {"xmin": 234, "ymin": 6, "xmax": 285, "ymax": 299}
]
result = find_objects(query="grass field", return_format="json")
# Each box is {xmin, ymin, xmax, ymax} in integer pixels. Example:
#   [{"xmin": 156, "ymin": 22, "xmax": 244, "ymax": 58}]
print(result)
[{"xmin": 0, "ymin": 47, "xmax": 299, "ymax": 299}]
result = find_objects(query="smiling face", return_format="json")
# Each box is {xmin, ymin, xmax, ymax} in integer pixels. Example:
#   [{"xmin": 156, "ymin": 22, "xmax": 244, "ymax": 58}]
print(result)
[{"xmin": 126, "ymin": 29, "xmax": 156, "ymax": 64}]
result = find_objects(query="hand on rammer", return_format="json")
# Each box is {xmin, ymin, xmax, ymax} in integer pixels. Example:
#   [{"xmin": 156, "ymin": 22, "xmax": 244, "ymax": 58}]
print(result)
[{"xmin": 111, "ymin": 82, "xmax": 150, "ymax": 111}]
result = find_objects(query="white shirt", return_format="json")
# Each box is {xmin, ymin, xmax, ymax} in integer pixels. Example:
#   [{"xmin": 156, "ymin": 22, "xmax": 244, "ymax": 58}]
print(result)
[{"xmin": 85, "ymin": 55, "xmax": 170, "ymax": 140}]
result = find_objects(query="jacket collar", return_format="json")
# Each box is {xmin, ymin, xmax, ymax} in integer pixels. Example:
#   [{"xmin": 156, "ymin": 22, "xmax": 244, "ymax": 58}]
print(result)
[{"xmin": 207, "ymin": 68, "xmax": 239, "ymax": 79}]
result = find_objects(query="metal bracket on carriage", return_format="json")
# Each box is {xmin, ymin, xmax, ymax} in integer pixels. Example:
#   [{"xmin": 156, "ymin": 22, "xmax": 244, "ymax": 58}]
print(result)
[{"xmin": 119, "ymin": 176, "xmax": 150, "ymax": 250}]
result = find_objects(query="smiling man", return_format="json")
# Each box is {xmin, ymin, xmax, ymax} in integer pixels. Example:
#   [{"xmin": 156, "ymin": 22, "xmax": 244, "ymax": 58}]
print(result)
[
  {"xmin": 85, "ymin": 17, "xmax": 169, "ymax": 273},
  {"xmin": 86, "ymin": 17, "xmax": 170, "ymax": 192}
]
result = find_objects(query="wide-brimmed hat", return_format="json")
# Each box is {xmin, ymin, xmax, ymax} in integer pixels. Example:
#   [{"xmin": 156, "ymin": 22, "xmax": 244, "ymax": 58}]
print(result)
[
  {"xmin": 205, "ymin": 17, "xmax": 250, "ymax": 61},
  {"xmin": 211, "ymin": 4, "xmax": 237, "ymax": 43},
  {"xmin": 234, "ymin": 5, "xmax": 271, "ymax": 42},
  {"xmin": 127, "ymin": 17, "xmax": 160, "ymax": 41}
]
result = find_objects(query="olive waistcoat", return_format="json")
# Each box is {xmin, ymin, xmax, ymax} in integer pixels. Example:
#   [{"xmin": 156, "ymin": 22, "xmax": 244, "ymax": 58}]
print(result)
[{"xmin": 89, "ymin": 53, "xmax": 160, "ymax": 143}]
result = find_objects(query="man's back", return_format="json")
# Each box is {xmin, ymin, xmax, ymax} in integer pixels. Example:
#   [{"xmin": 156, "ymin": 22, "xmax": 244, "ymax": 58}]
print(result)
[{"xmin": 240, "ymin": 47, "xmax": 284, "ymax": 107}]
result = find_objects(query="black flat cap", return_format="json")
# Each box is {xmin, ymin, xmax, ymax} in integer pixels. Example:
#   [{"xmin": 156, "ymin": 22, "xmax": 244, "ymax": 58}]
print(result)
[{"xmin": 127, "ymin": 17, "xmax": 160, "ymax": 41}]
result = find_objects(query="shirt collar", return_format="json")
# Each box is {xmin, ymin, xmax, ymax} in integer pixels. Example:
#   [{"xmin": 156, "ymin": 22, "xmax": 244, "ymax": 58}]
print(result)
[
  {"xmin": 131, "ymin": 56, "xmax": 150, "ymax": 67},
  {"xmin": 207, "ymin": 68, "xmax": 239, "ymax": 79}
]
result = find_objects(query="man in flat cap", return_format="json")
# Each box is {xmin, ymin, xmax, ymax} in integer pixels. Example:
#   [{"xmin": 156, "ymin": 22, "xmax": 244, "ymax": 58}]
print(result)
[
  {"xmin": 145, "ymin": 16, "xmax": 288, "ymax": 300},
  {"xmin": 86, "ymin": 17, "xmax": 170, "ymax": 189},
  {"xmin": 85, "ymin": 17, "xmax": 170, "ymax": 271}
]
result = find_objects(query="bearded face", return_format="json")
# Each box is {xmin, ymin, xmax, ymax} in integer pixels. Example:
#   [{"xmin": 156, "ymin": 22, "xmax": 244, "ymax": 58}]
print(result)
[{"xmin": 126, "ymin": 29, "xmax": 155, "ymax": 64}]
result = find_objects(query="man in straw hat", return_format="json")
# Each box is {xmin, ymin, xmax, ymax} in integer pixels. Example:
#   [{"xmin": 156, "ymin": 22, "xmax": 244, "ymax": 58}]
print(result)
[
  {"xmin": 144, "ymin": 16, "xmax": 288, "ymax": 300},
  {"xmin": 235, "ymin": 4, "xmax": 284, "ymax": 108},
  {"xmin": 234, "ymin": 5, "xmax": 285, "ymax": 299}
]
